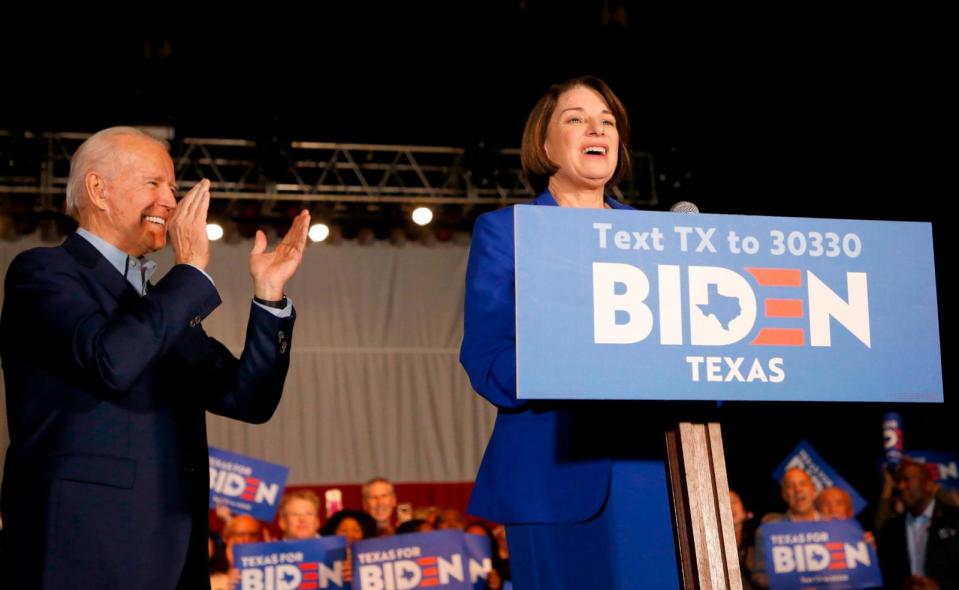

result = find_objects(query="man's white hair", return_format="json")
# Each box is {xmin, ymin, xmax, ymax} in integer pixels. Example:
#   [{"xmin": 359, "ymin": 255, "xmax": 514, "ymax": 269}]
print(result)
[
  {"xmin": 362, "ymin": 477, "xmax": 394, "ymax": 499},
  {"xmin": 65, "ymin": 126, "xmax": 168, "ymax": 219}
]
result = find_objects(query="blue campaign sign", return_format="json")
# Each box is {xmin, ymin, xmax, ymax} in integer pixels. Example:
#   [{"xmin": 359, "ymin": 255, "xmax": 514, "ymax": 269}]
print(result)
[
  {"xmin": 514, "ymin": 206, "xmax": 942, "ymax": 402},
  {"xmin": 353, "ymin": 530, "xmax": 492, "ymax": 590},
  {"xmin": 233, "ymin": 537, "xmax": 348, "ymax": 590},
  {"xmin": 774, "ymin": 440, "xmax": 868, "ymax": 516},
  {"xmin": 907, "ymin": 449, "xmax": 959, "ymax": 490},
  {"xmin": 209, "ymin": 446, "xmax": 290, "ymax": 522},
  {"xmin": 762, "ymin": 520, "xmax": 882, "ymax": 590}
]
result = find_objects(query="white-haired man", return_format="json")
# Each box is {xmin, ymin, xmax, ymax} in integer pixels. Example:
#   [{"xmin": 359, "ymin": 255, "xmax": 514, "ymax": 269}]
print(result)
[
  {"xmin": 0, "ymin": 127, "xmax": 309, "ymax": 588},
  {"xmin": 750, "ymin": 467, "xmax": 822, "ymax": 588}
]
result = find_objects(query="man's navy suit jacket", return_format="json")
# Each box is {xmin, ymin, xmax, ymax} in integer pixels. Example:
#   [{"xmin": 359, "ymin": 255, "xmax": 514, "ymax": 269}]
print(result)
[
  {"xmin": 878, "ymin": 501, "xmax": 959, "ymax": 590},
  {"xmin": 0, "ymin": 233, "xmax": 294, "ymax": 588}
]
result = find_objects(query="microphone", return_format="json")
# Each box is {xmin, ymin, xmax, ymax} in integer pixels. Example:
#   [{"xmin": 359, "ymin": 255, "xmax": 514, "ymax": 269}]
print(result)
[{"xmin": 670, "ymin": 200, "xmax": 700, "ymax": 214}]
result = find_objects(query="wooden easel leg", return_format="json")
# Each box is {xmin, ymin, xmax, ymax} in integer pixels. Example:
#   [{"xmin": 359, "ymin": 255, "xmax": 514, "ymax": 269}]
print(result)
[{"xmin": 665, "ymin": 422, "xmax": 743, "ymax": 590}]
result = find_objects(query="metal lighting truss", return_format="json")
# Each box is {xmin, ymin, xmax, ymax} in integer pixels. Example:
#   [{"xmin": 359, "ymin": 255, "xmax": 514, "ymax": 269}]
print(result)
[{"xmin": 1, "ymin": 130, "xmax": 658, "ymax": 217}]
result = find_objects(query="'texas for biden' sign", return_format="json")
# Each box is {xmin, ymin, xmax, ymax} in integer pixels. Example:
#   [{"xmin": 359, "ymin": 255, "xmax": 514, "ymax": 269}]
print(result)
[
  {"xmin": 234, "ymin": 537, "xmax": 348, "ymax": 590},
  {"xmin": 761, "ymin": 520, "xmax": 882, "ymax": 589},
  {"xmin": 209, "ymin": 446, "xmax": 290, "ymax": 522},
  {"xmin": 515, "ymin": 206, "xmax": 942, "ymax": 402},
  {"xmin": 353, "ymin": 530, "xmax": 493, "ymax": 590}
]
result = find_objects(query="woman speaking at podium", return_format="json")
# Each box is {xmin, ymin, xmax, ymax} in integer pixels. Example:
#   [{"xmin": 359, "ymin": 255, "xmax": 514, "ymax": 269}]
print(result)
[{"xmin": 460, "ymin": 76, "xmax": 681, "ymax": 589}]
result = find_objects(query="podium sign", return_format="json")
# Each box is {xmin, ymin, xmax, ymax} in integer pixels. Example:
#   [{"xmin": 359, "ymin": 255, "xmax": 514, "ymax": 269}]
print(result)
[{"xmin": 515, "ymin": 206, "xmax": 941, "ymax": 402}]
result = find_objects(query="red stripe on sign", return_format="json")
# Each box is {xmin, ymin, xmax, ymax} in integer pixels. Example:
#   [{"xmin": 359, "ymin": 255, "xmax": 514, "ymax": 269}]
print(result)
[
  {"xmin": 422, "ymin": 568, "xmax": 438, "ymax": 576},
  {"xmin": 299, "ymin": 563, "xmax": 318, "ymax": 570},
  {"xmin": 417, "ymin": 557, "xmax": 437, "ymax": 565},
  {"xmin": 765, "ymin": 299, "xmax": 803, "ymax": 318},
  {"xmin": 420, "ymin": 580, "xmax": 439, "ymax": 587},
  {"xmin": 829, "ymin": 562, "xmax": 846, "ymax": 570},
  {"xmin": 746, "ymin": 268, "xmax": 802, "ymax": 287},
  {"xmin": 302, "ymin": 572, "xmax": 318, "ymax": 581},
  {"xmin": 751, "ymin": 328, "xmax": 805, "ymax": 346},
  {"xmin": 826, "ymin": 543, "xmax": 844, "ymax": 550},
  {"xmin": 300, "ymin": 583, "xmax": 318, "ymax": 590},
  {"xmin": 246, "ymin": 477, "xmax": 259, "ymax": 484}
]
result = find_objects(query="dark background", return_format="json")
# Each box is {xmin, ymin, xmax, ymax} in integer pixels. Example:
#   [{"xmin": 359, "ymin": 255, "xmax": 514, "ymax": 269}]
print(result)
[{"xmin": 1, "ymin": 2, "xmax": 954, "ymax": 520}]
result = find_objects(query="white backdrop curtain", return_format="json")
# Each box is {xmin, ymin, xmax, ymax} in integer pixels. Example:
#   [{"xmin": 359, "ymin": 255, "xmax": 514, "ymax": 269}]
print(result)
[{"xmin": 0, "ymin": 234, "xmax": 495, "ymax": 485}]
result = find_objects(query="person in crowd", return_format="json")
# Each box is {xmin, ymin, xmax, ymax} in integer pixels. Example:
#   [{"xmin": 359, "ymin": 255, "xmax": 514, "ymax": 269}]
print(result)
[
  {"xmin": 750, "ymin": 468, "xmax": 822, "ymax": 588},
  {"xmin": 816, "ymin": 486, "xmax": 854, "ymax": 520},
  {"xmin": 321, "ymin": 509, "xmax": 379, "ymax": 585},
  {"xmin": 277, "ymin": 490, "xmax": 322, "ymax": 540},
  {"xmin": 876, "ymin": 459, "xmax": 957, "ymax": 533},
  {"xmin": 816, "ymin": 485, "xmax": 878, "ymax": 547},
  {"xmin": 878, "ymin": 459, "xmax": 959, "ymax": 590},
  {"xmin": 362, "ymin": 477, "xmax": 398, "ymax": 536},
  {"xmin": 211, "ymin": 515, "xmax": 266, "ymax": 590}
]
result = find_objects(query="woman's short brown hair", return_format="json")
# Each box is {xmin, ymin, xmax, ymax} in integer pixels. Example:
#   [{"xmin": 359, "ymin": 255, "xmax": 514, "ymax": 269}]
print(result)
[{"xmin": 520, "ymin": 76, "xmax": 632, "ymax": 193}]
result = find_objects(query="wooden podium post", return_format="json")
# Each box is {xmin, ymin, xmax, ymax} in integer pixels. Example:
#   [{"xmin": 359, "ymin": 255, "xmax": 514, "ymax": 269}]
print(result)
[{"xmin": 666, "ymin": 423, "xmax": 743, "ymax": 590}]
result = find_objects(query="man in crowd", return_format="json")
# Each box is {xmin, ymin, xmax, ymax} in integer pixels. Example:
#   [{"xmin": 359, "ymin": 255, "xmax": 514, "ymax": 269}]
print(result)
[
  {"xmin": 278, "ymin": 490, "xmax": 323, "ymax": 540},
  {"xmin": 878, "ymin": 459, "xmax": 959, "ymax": 590},
  {"xmin": 750, "ymin": 467, "xmax": 822, "ymax": 588},
  {"xmin": 363, "ymin": 477, "xmax": 398, "ymax": 536},
  {"xmin": 816, "ymin": 486, "xmax": 855, "ymax": 520}
]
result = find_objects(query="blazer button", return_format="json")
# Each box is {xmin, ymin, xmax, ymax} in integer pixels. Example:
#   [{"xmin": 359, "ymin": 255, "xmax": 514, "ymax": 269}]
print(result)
[{"xmin": 190, "ymin": 315, "xmax": 201, "ymax": 328}]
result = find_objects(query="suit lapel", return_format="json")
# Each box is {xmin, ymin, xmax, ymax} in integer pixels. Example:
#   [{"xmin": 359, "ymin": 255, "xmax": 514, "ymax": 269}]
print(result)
[{"xmin": 61, "ymin": 233, "xmax": 138, "ymax": 301}]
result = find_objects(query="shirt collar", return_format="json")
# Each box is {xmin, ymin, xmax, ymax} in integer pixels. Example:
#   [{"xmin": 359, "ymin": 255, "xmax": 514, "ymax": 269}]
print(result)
[
  {"xmin": 76, "ymin": 228, "xmax": 157, "ymax": 294},
  {"xmin": 908, "ymin": 498, "xmax": 936, "ymax": 524}
]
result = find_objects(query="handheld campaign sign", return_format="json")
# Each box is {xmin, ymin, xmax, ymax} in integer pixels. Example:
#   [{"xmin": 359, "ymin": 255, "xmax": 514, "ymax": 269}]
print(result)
[
  {"xmin": 233, "ymin": 537, "xmax": 348, "ymax": 590},
  {"xmin": 907, "ymin": 449, "xmax": 959, "ymax": 491},
  {"xmin": 352, "ymin": 530, "xmax": 492, "ymax": 590},
  {"xmin": 774, "ymin": 440, "xmax": 868, "ymax": 516},
  {"xmin": 761, "ymin": 520, "xmax": 881, "ymax": 590},
  {"xmin": 209, "ymin": 446, "xmax": 290, "ymax": 521},
  {"xmin": 515, "ymin": 206, "xmax": 942, "ymax": 402}
]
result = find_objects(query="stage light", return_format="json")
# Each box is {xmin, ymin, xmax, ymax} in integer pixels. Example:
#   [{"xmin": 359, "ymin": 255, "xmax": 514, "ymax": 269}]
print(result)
[
  {"xmin": 206, "ymin": 223, "xmax": 224, "ymax": 241},
  {"xmin": 412, "ymin": 206, "xmax": 433, "ymax": 226},
  {"xmin": 309, "ymin": 223, "xmax": 330, "ymax": 243}
]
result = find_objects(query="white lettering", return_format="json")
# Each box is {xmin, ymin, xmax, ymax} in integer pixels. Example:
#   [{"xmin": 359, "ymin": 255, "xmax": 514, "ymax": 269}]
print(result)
[
  {"xmin": 593, "ymin": 263, "xmax": 653, "ymax": 344},
  {"xmin": 808, "ymin": 271, "xmax": 870, "ymax": 348}
]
